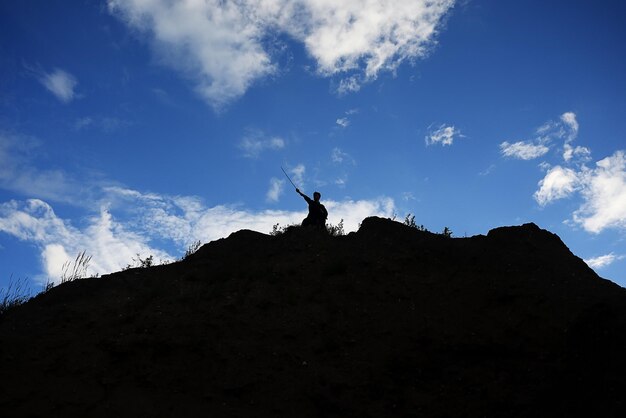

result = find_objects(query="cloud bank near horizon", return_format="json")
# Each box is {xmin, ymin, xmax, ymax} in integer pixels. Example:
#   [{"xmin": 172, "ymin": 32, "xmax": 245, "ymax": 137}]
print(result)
[
  {"xmin": 107, "ymin": 0, "xmax": 456, "ymax": 108},
  {"xmin": 0, "ymin": 191, "xmax": 395, "ymax": 283},
  {"xmin": 1, "ymin": 130, "xmax": 395, "ymax": 283}
]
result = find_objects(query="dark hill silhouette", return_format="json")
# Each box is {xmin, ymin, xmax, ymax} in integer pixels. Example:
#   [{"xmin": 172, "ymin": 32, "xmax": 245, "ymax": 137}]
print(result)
[{"xmin": 1, "ymin": 217, "xmax": 625, "ymax": 417}]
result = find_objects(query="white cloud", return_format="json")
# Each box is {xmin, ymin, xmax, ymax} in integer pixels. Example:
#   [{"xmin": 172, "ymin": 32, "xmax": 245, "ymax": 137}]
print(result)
[
  {"xmin": 0, "ymin": 199, "xmax": 72, "ymax": 243},
  {"xmin": 534, "ymin": 166, "xmax": 580, "ymax": 206},
  {"xmin": 584, "ymin": 253, "xmax": 624, "ymax": 270},
  {"xmin": 518, "ymin": 112, "xmax": 626, "ymax": 233},
  {"xmin": 108, "ymin": 0, "xmax": 277, "ymax": 109},
  {"xmin": 324, "ymin": 197, "xmax": 395, "ymax": 232},
  {"xmin": 266, "ymin": 178, "xmax": 285, "ymax": 202},
  {"xmin": 559, "ymin": 112, "xmax": 589, "ymax": 162},
  {"xmin": 561, "ymin": 112, "xmax": 579, "ymax": 141},
  {"xmin": 563, "ymin": 144, "xmax": 591, "ymax": 163},
  {"xmin": 39, "ymin": 68, "xmax": 78, "ymax": 103},
  {"xmin": 238, "ymin": 132, "xmax": 285, "ymax": 158},
  {"xmin": 337, "ymin": 76, "xmax": 361, "ymax": 94},
  {"xmin": 426, "ymin": 124, "xmax": 462, "ymax": 146},
  {"xmin": 331, "ymin": 147, "xmax": 355, "ymax": 165},
  {"xmin": 97, "ymin": 187, "xmax": 396, "ymax": 246},
  {"xmin": 500, "ymin": 141, "xmax": 550, "ymax": 160},
  {"xmin": 502, "ymin": 112, "xmax": 585, "ymax": 162},
  {"xmin": 335, "ymin": 176, "xmax": 347, "ymax": 187},
  {"xmin": 573, "ymin": 150, "xmax": 626, "ymax": 233},
  {"xmin": 289, "ymin": 164, "xmax": 306, "ymax": 187},
  {"xmin": 108, "ymin": 0, "xmax": 455, "ymax": 108},
  {"xmin": 331, "ymin": 147, "xmax": 347, "ymax": 163},
  {"xmin": 1, "ymin": 188, "xmax": 397, "ymax": 282},
  {"xmin": 298, "ymin": 0, "xmax": 455, "ymax": 78},
  {"xmin": 336, "ymin": 117, "xmax": 350, "ymax": 128},
  {"xmin": 0, "ymin": 199, "xmax": 170, "ymax": 283},
  {"xmin": 42, "ymin": 244, "xmax": 71, "ymax": 281},
  {"xmin": 335, "ymin": 109, "xmax": 359, "ymax": 128},
  {"xmin": 535, "ymin": 112, "xmax": 578, "ymax": 145}
]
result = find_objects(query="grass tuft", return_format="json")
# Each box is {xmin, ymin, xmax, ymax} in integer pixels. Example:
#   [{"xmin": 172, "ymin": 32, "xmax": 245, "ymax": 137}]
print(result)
[
  {"xmin": 61, "ymin": 250, "xmax": 92, "ymax": 283},
  {"xmin": 0, "ymin": 276, "xmax": 32, "ymax": 316}
]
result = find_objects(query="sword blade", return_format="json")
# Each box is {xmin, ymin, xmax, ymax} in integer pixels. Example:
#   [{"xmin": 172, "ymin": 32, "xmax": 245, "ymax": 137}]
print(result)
[{"xmin": 281, "ymin": 166, "xmax": 298, "ymax": 189}]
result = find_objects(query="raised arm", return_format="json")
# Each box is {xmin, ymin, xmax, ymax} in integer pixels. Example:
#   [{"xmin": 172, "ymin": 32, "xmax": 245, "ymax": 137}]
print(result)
[{"xmin": 296, "ymin": 188, "xmax": 312, "ymax": 203}]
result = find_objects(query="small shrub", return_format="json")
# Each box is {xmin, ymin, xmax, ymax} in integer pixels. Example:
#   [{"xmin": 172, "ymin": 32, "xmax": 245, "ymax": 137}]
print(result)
[
  {"xmin": 270, "ymin": 223, "xmax": 300, "ymax": 236},
  {"xmin": 327, "ymin": 219, "xmax": 345, "ymax": 237},
  {"xmin": 182, "ymin": 240, "xmax": 202, "ymax": 260},
  {"xmin": 441, "ymin": 227, "xmax": 453, "ymax": 238},
  {"xmin": 403, "ymin": 214, "xmax": 428, "ymax": 232},
  {"xmin": 142, "ymin": 255, "xmax": 154, "ymax": 268},
  {"xmin": 270, "ymin": 223, "xmax": 284, "ymax": 236},
  {"xmin": 61, "ymin": 250, "xmax": 92, "ymax": 283},
  {"xmin": 125, "ymin": 254, "xmax": 154, "ymax": 269}
]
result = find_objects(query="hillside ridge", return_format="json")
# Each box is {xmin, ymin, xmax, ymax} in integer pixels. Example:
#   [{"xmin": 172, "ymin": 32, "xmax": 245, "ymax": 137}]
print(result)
[{"xmin": 1, "ymin": 216, "xmax": 625, "ymax": 417}]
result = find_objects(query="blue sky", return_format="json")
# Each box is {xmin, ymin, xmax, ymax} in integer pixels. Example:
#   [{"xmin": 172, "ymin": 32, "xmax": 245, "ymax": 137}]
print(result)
[{"xmin": 1, "ymin": 0, "xmax": 625, "ymax": 290}]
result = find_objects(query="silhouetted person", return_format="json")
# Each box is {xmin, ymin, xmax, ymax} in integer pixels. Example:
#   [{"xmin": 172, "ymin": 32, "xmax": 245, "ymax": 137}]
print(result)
[{"xmin": 296, "ymin": 188, "xmax": 328, "ymax": 229}]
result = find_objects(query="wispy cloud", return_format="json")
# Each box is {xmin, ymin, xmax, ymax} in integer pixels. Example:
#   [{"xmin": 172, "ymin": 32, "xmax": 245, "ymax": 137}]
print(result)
[
  {"xmin": 73, "ymin": 116, "xmax": 131, "ymax": 133},
  {"xmin": 0, "ymin": 133, "xmax": 88, "ymax": 204},
  {"xmin": 426, "ymin": 124, "xmax": 462, "ymax": 146},
  {"xmin": 39, "ymin": 68, "xmax": 78, "ymax": 103},
  {"xmin": 331, "ymin": 147, "xmax": 355, "ymax": 165},
  {"xmin": 337, "ymin": 76, "xmax": 361, "ymax": 95},
  {"xmin": 584, "ymin": 253, "xmax": 624, "ymax": 269},
  {"xmin": 402, "ymin": 192, "xmax": 416, "ymax": 201},
  {"xmin": 108, "ymin": 0, "xmax": 455, "ymax": 108},
  {"xmin": 238, "ymin": 131, "xmax": 285, "ymax": 158},
  {"xmin": 289, "ymin": 164, "xmax": 306, "ymax": 188},
  {"xmin": 479, "ymin": 164, "xmax": 496, "ymax": 176},
  {"xmin": 73, "ymin": 117, "xmax": 94, "ymax": 130},
  {"xmin": 560, "ymin": 112, "xmax": 579, "ymax": 141},
  {"xmin": 500, "ymin": 141, "xmax": 550, "ymax": 160},
  {"xmin": 266, "ymin": 178, "xmax": 285, "ymax": 203},
  {"xmin": 559, "ymin": 113, "xmax": 591, "ymax": 162},
  {"xmin": 501, "ymin": 112, "xmax": 585, "ymax": 161},
  {"xmin": 335, "ymin": 176, "xmax": 348, "ymax": 188},
  {"xmin": 335, "ymin": 108, "xmax": 359, "ymax": 129},
  {"xmin": 563, "ymin": 144, "xmax": 591, "ymax": 163}
]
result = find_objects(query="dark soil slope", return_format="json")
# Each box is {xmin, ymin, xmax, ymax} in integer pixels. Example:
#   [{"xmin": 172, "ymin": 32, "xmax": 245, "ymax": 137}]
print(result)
[{"xmin": 1, "ymin": 217, "xmax": 625, "ymax": 417}]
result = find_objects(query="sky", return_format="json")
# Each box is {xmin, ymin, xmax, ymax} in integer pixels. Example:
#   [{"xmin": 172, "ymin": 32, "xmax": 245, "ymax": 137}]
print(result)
[{"xmin": 1, "ymin": 0, "xmax": 625, "ymax": 291}]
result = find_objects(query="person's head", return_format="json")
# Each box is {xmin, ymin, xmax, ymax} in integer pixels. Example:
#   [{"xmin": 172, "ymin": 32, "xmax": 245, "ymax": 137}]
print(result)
[{"xmin": 313, "ymin": 192, "xmax": 321, "ymax": 201}]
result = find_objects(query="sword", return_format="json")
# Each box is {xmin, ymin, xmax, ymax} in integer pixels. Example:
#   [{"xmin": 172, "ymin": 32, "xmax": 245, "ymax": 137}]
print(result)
[{"xmin": 281, "ymin": 166, "xmax": 298, "ymax": 190}]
